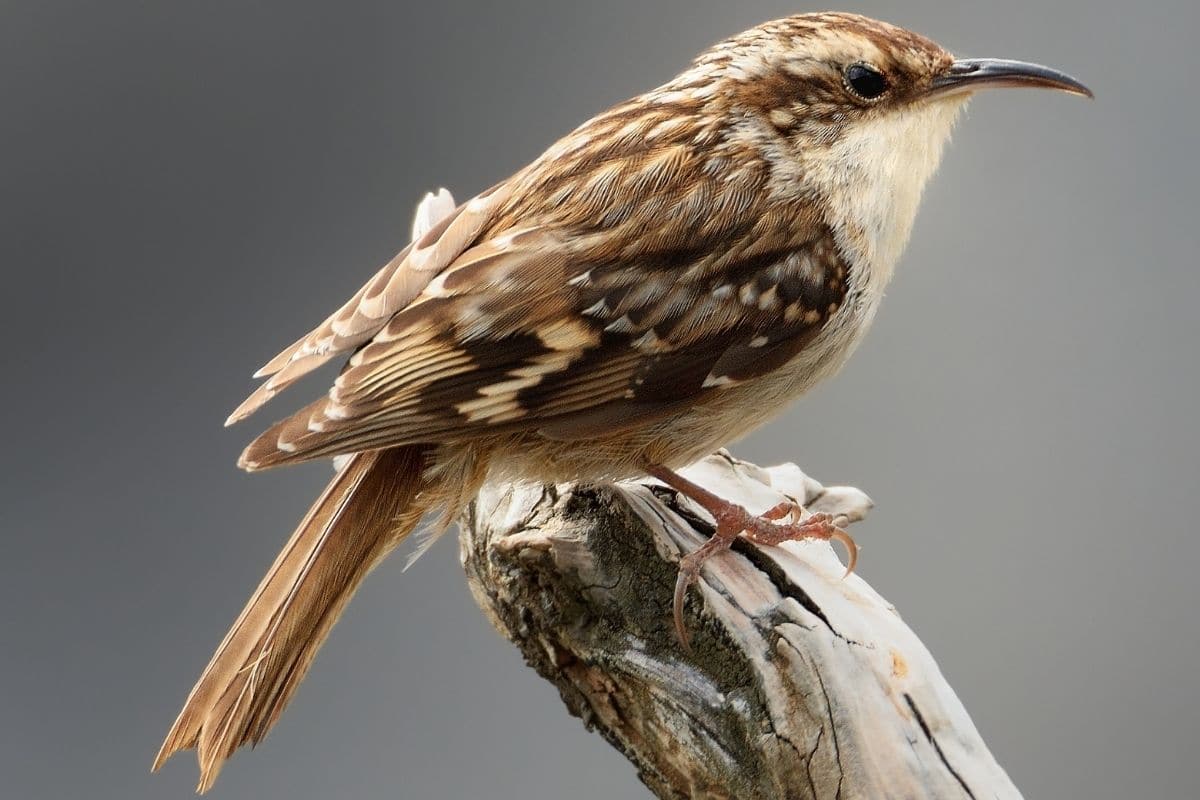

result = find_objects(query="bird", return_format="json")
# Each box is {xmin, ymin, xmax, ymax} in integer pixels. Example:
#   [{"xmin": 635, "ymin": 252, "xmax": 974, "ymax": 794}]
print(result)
[{"xmin": 153, "ymin": 12, "xmax": 1090, "ymax": 792}]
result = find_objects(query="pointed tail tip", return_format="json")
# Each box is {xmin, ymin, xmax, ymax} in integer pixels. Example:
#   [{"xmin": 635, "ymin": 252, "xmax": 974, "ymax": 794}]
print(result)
[
  {"xmin": 196, "ymin": 771, "xmax": 219, "ymax": 795},
  {"xmin": 153, "ymin": 729, "xmax": 226, "ymax": 794},
  {"xmin": 151, "ymin": 727, "xmax": 180, "ymax": 774},
  {"xmin": 150, "ymin": 733, "xmax": 194, "ymax": 786}
]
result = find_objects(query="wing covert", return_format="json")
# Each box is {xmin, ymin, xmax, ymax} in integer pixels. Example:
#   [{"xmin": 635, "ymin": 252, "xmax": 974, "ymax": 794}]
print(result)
[
  {"xmin": 239, "ymin": 217, "xmax": 850, "ymax": 469},
  {"xmin": 225, "ymin": 184, "xmax": 511, "ymax": 425},
  {"xmin": 233, "ymin": 97, "xmax": 853, "ymax": 470}
]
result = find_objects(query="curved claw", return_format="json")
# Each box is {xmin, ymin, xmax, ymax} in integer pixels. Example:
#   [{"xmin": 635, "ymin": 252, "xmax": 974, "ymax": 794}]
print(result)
[
  {"xmin": 761, "ymin": 500, "xmax": 802, "ymax": 524},
  {"xmin": 831, "ymin": 527, "xmax": 859, "ymax": 578},
  {"xmin": 651, "ymin": 457, "xmax": 865, "ymax": 651},
  {"xmin": 670, "ymin": 526, "xmax": 741, "ymax": 651}
]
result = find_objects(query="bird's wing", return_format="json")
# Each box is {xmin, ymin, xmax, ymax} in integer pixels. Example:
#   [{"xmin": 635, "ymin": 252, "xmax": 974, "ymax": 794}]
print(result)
[
  {"xmin": 238, "ymin": 206, "xmax": 850, "ymax": 470},
  {"xmin": 225, "ymin": 183, "xmax": 512, "ymax": 426},
  {"xmin": 229, "ymin": 95, "xmax": 860, "ymax": 470}
]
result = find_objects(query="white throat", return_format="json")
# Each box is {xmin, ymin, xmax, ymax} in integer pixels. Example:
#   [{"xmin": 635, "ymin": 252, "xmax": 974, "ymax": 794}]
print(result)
[{"xmin": 814, "ymin": 98, "xmax": 966, "ymax": 293}]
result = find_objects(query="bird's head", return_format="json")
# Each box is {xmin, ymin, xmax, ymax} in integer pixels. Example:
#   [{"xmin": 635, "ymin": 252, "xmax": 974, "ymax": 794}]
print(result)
[
  {"xmin": 676, "ymin": 12, "xmax": 1090, "ymax": 278},
  {"xmin": 688, "ymin": 12, "xmax": 1090, "ymax": 138}
]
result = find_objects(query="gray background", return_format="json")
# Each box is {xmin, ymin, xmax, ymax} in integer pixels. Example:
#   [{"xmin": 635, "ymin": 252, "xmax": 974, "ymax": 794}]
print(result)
[{"xmin": 1, "ymin": 1, "xmax": 1196, "ymax": 798}]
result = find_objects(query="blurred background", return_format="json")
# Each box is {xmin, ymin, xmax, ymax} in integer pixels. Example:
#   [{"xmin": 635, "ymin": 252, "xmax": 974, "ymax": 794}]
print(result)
[{"xmin": 1, "ymin": 1, "xmax": 1196, "ymax": 798}]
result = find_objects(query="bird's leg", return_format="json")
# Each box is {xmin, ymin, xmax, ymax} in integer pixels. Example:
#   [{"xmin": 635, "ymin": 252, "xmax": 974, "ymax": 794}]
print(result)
[{"xmin": 644, "ymin": 463, "xmax": 858, "ymax": 649}]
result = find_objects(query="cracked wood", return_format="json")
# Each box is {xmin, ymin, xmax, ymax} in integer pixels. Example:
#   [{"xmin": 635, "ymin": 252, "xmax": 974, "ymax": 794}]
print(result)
[{"xmin": 459, "ymin": 452, "xmax": 1023, "ymax": 800}]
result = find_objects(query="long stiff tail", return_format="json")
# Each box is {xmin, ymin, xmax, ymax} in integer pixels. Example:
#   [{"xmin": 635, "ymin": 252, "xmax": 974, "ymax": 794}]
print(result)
[{"xmin": 153, "ymin": 446, "xmax": 428, "ymax": 792}]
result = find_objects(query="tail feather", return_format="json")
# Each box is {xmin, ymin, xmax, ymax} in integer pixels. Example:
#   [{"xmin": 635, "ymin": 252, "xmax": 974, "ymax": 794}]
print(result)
[{"xmin": 153, "ymin": 446, "xmax": 428, "ymax": 792}]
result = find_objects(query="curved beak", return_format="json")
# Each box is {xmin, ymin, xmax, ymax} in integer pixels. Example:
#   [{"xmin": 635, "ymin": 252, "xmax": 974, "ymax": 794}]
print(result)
[{"xmin": 929, "ymin": 58, "xmax": 1093, "ymax": 99}]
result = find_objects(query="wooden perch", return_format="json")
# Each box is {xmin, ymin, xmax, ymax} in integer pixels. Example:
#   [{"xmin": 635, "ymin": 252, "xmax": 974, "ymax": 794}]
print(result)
[{"xmin": 459, "ymin": 451, "xmax": 1022, "ymax": 800}]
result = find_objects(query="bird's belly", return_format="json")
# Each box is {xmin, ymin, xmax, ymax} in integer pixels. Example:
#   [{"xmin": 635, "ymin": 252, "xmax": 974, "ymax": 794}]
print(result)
[{"xmin": 658, "ymin": 315, "xmax": 869, "ymax": 461}]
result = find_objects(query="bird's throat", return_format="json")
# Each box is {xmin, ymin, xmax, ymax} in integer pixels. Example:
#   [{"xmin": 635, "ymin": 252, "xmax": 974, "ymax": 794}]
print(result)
[{"xmin": 818, "ymin": 97, "xmax": 967, "ymax": 294}]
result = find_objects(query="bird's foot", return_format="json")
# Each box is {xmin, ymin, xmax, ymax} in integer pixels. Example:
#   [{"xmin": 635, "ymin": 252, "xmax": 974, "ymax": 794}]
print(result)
[
  {"xmin": 645, "ymin": 464, "xmax": 857, "ymax": 650},
  {"xmin": 747, "ymin": 501, "xmax": 858, "ymax": 575}
]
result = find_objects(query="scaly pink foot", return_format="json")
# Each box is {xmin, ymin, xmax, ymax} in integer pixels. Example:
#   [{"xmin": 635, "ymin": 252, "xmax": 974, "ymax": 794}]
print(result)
[{"xmin": 645, "ymin": 464, "xmax": 858, "ymax": 649}]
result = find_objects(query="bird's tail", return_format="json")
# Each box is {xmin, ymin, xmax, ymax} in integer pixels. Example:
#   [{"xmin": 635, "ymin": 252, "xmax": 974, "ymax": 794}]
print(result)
[{"xmin": 153, "ymin": 445, "xmax": 434, "ymax": 793}]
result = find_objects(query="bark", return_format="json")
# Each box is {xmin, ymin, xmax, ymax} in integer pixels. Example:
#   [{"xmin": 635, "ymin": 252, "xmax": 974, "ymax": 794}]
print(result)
[{"xmin": 459, "ymin": 451, "xmax": 1021, "ymax": 800}]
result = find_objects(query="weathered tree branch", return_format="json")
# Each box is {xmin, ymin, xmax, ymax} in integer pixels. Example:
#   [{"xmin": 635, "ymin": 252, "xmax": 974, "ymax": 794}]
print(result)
[{"xmin": 459, "ymin": 452, "xmax": 1021, "ymax": 800}]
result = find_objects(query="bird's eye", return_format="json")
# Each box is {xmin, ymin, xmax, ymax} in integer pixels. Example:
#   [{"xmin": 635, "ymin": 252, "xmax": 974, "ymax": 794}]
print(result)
[{"xmin": 845, "ymin": 63, "xmax": 889, "ymax": 100}]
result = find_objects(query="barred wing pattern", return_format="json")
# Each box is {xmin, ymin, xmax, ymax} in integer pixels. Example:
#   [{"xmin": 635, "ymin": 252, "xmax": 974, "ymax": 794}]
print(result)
[
  {"xmin": 239, "ymin": 219, "xmax": 848, "ymax": 469},
  {"xmin": 226, "ymin": 184, "xmax": 511, "ymax": 426},
  {"xmin": 233, "ymin": 94, "xmax": 851, "ymax": 470}
]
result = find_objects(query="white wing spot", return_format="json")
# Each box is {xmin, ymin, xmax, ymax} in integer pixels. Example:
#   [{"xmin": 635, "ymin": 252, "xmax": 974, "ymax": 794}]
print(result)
[
  {"xmin": 632, "ymin": 328, "xmax": 665, "ymax": 350},
  {"xmin": 582, "ymin": 299, "xmax": 609, "ymax": 318},
  {"xmin": 604, "ymin": 315, "xmax": 640, "ymax": 335}
]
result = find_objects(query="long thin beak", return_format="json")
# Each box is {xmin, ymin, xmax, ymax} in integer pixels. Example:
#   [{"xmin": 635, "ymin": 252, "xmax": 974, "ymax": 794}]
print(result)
[{"xmin": 929, "ymin": 58, "xmax": 1093, "ymax": 99}]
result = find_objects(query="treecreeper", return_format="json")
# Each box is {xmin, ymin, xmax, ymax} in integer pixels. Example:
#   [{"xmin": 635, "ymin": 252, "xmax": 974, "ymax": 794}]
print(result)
[{"xmin": 153, "ymin": 12, "xmax": 1090, "ymax": 793}]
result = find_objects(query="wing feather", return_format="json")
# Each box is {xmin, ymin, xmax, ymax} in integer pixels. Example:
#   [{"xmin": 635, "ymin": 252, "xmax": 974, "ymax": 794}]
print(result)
[
  {"xmin": 226, "ymin": 184, "xmax": 511, "ymax": 425},
  {"xmin": 230, "ymin": 106, "xmax": 854, "ymax": 471},
  {"xmin": 239, "ymin": 219, "xmax": 850, "ymax": 470}
]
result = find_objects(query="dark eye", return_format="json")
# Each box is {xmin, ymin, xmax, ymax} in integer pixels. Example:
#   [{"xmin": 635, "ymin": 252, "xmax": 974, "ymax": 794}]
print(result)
[{"xmin": 845, "ymin": 63, "xmax": 889, "ymax": 100}]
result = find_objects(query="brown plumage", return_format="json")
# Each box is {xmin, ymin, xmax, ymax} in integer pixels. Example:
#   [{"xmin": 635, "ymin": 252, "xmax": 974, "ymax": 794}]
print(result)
[
  {"xmin": 154, "ymin": 12, "xmax": 1089, "ymax": 791},
  {"xmin": 154, "ymin": 447, "xmax": 426, "ymax": 791}
]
